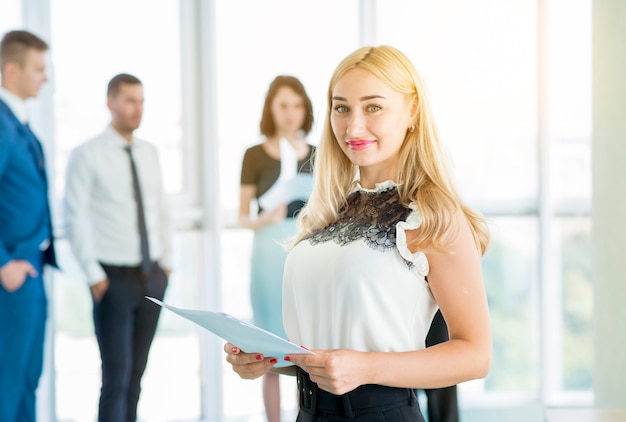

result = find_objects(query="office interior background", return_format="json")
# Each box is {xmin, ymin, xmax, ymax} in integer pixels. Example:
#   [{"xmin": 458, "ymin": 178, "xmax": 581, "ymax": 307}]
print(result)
[{"xmin": 2, "ymin": 0, "xmax": 625, "ymax": 421}]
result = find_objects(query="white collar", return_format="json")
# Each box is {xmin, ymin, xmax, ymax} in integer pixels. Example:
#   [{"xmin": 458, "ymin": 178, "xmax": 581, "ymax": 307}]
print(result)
[
  {"xmin": 104, "ymin": 124, "xmax": 141, "ymax": 149},
  {"xmin": 0, "ymin": 86, "xmax": 28, "ymax": 124},
  {"xmin": 354, "ymin": 180, "xmax": 400, "ymax": 193}
]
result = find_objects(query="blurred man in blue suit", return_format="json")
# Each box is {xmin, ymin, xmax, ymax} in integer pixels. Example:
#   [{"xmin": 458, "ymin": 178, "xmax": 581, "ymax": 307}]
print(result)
[{"xmin": 0, "ymin": 29, "xmax": 56, "ymax": 422}]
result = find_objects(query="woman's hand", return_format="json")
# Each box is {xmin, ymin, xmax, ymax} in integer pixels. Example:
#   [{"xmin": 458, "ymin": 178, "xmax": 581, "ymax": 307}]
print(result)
[
  {"xmin": 286, "ymin": 349, "xmax": 372, "ymax": 395},
  {"xmin": 223, "ymin": 342, "xmax": 278, "ymax": 379},
  {"xmin": 260, "ymin": 203, "xmax": 288, "ymax": 225},
  {"xmin": 238, "ymin": 203, "xmax": 287, "ymax": 230}
]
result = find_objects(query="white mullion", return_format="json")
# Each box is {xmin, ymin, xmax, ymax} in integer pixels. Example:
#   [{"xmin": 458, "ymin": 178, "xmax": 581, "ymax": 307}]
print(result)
[
  {"xmin": 537, "ymin": 0, "xmax": 562, "ymax": 407},
  {"xmin": 178, "ymin": 0, "xmax": 202, "ymax": 212},
  {"xmin": 21, "ymin": 0, "xmax": 57, "ymax": 421},
  {"xmin": 359, "ymin": 0, "xmax": 377, "ymax": 46},
  {"xmin": 194, "ymin": 0, "xmax": 224, "ymax": 420}
]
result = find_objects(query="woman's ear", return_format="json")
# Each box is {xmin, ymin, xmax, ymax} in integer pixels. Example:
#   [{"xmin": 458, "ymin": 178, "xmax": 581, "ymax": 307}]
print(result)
[{"xmin": 408, "ymin": 95, "xmax": 419, "ymax": 126}]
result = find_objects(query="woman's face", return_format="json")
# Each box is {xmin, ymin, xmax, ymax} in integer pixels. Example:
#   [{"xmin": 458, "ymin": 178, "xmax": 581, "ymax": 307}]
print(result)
[
  {"xmin": 271, "ymin": 86, "xmax": 306, "ymax": 135},
  {"xmin": 330, "ymin": 68, "xmax": 414, "ymax": 184}
]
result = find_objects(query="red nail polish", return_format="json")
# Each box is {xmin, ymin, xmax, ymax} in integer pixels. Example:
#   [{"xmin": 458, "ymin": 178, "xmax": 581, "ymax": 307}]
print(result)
[
  {"xmin": 270, "ymin": 358, "xmax": 278, "ymax": 364},
  {"xmin": 256, "ymin": 354, "xmax": 262, "ymax": 360},
  {"xmin": 232, "ymin": 347, "xmax": 239, "ymax": 353},
  {"xmin": 284, "ymin": 356, "xmax": 291, "ymax": 361}
]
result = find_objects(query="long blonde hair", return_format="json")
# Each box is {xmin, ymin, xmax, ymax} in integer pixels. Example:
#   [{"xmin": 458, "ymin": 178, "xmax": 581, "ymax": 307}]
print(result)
[{"xmin": 291, "ymin": 45, "xmax": 489, "ymax": 255}]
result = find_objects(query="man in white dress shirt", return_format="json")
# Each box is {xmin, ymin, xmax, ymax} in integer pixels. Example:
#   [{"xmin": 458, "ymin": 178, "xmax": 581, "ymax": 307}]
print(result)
[{"xmin": 63, "ymin": 73, "xmax": 172, "ymax": 422}]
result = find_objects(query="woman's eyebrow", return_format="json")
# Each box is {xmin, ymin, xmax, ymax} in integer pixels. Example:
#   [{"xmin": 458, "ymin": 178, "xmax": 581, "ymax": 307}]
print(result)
[{"xmin": 331, "ymin": 95, "xmax": 386, "ymax": 102}]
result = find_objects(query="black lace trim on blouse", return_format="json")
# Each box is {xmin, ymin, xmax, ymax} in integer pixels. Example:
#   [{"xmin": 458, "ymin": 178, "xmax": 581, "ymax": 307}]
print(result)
[{"xmin": 307, "ymin": 185, "xmax": 415, "ymax": 269}]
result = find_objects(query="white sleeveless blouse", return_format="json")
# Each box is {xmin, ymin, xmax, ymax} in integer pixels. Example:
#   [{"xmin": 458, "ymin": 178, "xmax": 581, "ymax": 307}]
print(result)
[{"xmin": 283, "ymin": 181, "xmax": 438, "ymax": 352}]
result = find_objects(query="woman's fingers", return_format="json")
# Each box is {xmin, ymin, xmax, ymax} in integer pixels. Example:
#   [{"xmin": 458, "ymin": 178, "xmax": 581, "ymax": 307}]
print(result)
[
  {"xmin": 223, "ymin": 343, "xmax": 278, "ymax": 379},
  {"xmin": 223, "ymin": 342, "xmax": 240, "ymax": 354}
]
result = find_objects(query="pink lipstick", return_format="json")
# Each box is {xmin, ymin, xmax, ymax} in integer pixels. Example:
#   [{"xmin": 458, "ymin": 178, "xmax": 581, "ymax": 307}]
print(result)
[{"xmin": 346, "ymin": 139, "xmax": 376, "ymax": 151}]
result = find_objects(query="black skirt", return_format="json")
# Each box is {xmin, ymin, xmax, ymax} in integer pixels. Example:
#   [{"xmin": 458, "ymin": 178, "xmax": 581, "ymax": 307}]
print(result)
[{"xmin": 296, "ymin": 367, "xmax": 426, "ymax": 422}]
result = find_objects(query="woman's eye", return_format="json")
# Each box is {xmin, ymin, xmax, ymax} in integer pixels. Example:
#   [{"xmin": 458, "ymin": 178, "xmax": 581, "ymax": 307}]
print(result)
[
  {"xmin": 367, "ymin": 104, "xmax": 381, "ymax": 112},
  {"xmin": 334, "ymin": 105, "xmax": 349, "ymax": 113}
]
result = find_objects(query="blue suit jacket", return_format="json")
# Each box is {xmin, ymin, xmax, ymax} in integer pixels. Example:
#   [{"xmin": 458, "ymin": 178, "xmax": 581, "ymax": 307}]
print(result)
[{"xmin": 0, "ymin": 98, "xmax": 56, "ymax": 269}]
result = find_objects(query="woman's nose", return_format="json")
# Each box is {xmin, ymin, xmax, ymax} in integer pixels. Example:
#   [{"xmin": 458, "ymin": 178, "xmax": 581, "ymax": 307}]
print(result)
[{"xmin": 345, "ymin": 111, "xmax": 366, "ymax": 137}]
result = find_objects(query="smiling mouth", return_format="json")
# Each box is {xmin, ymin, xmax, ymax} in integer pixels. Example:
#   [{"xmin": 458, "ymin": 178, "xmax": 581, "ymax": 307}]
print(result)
[{"xmin": 346, "ymin": 139, "xmax": 376, "ymax": 151}]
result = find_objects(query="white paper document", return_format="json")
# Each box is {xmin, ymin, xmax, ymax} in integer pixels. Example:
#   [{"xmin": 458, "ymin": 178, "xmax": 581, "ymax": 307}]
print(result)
[
  {"xmin": 146, "ymin": 297, "xmax": 312, "ymax": 367},
  {"xmin": 257, "ymin": 173, "xmax": 314, "ymax": 212}
]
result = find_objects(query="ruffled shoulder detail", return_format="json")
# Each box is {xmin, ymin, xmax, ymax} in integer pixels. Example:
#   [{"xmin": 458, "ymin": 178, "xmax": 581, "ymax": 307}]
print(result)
[{"xmin": 395, "ymin": 202, "xmax": 429, "ymax": 278}]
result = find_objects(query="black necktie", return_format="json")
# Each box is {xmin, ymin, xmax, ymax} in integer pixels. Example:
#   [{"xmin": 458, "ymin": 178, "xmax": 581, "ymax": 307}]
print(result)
[{"xmin": 125, "ymin": 145, "xmax": 152, "ymax": 275}]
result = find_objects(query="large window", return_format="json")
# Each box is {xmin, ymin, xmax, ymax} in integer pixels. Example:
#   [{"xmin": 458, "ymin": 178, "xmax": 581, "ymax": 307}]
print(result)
[
  {"xmin": 397, "ymin": 1, "xmax": 539, "ymax": 403},
  {"xmin": 378, "ymin": 0, "xmax": 539, "ymax": 206},
  {"xmin": 546, "ymin": 0, "xmax": 592, "ymax": 400},
  {"xmin": 214, "ymin": 1, "xmax": 360, "ymax": 419},
  {"xmin": 6, "ymin": 0, "xmax": 592, "ymax": 420},
  {"xmin": 0, "ymin": 1, "xmax": 21, "ymax": 35},
  {"xmin": 50, "ymin": 0, "xmax": 186, "ymax": 198},
  {"xmin": 378, "ymin": 1, "xmax": 541, "ymax": 401},
  {"xmin": 216, "ymin": 0, "xmax": 360, "ymax": 219},
  {"xmin": 49, "ymin": 1, "xmax": 202, "ymax": 420},
  {"xmin": 377, "ymin": 0, "xmax": 592, "ymax": 413}
]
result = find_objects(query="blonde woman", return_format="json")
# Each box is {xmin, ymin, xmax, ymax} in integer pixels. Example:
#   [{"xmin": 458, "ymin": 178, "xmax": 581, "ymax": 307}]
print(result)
[{"xmin": 227, "ymin": 45, "xmax": 491, "ymax": 421}]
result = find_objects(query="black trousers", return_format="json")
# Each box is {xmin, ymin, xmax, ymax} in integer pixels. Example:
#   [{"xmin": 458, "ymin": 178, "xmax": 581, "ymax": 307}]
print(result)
[
  {"xmin": 94, "ymin": 262, "xmax": 168, "ymax": 422},
  {"xmin": 424, "ymin": 310, "xmax": 459, "ymax": 422}
]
